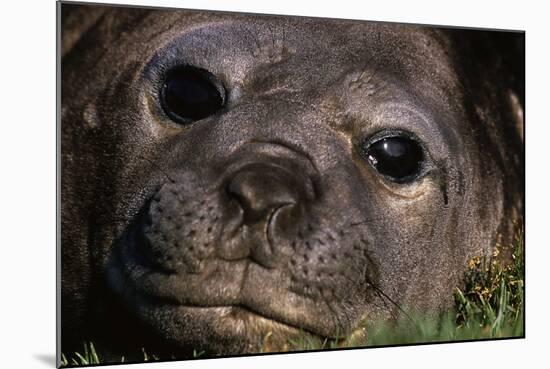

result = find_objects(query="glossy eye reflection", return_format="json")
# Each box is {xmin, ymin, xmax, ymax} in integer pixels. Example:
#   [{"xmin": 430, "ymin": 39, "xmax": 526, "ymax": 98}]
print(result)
[
  {"xmin": 161, "ymin": 65, "xmax": 225, "ymax": 124},
  {"xmin": 364, "ymin": 136, "xmax": 424, "ymax": 182}
]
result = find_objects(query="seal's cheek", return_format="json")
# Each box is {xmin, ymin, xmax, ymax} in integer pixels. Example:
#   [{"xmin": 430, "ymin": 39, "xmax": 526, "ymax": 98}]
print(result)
[
  {"xmin": 364, "ymin": 172, "xmax": 448, "ymax": 248},
  {"xmin": 357, "ymin": 166, "xmax": 460, "ymax": 316},
  {"xmin": 346, "ymin": 125, "xmax": 456, "ymax": 313}
]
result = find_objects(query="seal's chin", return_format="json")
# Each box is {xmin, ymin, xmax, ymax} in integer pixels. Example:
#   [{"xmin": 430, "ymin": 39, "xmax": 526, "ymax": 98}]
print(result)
[
  {"xmin": 107, "ymin": 255, "xmax": 339, "ymax": 354},
  {"xmin": 133, "ymin": 301, "xmax": 329, "ymax": 353},
  {"xmin": 110, "ymin": 281, "xmax": 368, "ymax": 355},
  {"xmin": 106, "ymin": 230, "xmax": 346, "ymax": 353}
]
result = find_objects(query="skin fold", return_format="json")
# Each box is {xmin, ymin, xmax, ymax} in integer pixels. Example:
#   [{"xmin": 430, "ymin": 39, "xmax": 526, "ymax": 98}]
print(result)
[{"xmin": 61, "ymin": 3, "xmax": 524, "ymax": 359}]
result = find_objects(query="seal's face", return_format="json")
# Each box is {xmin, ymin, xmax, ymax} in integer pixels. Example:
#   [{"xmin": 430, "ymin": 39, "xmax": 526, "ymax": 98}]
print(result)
[{"xmin": 62, "ymin": 7, "xmax": 523, "ymax": 356}]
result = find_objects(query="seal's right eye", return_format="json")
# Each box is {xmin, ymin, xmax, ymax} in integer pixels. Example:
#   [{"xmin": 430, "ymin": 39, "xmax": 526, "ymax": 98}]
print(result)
[
  {"xmin": 161, "ymin": 65, "xmax": 226, "ymax": 124},
  {"xmin": 363, "ymin": 135, "xmax": 424, "ymax": 183}
]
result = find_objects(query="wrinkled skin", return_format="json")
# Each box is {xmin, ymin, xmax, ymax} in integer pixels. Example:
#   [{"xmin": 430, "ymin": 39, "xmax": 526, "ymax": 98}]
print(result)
[{"xmin": 61, "ymin": 4, "xmax": 524, "ymax": 359}]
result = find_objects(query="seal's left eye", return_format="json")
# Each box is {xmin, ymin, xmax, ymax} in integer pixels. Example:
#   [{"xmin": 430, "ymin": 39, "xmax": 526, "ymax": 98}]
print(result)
[
  {"xmin": 161, "ymin": 65, "xmax": 225, "ymax": 124},
  {"xmin": 363, "ymin": 135, "xmax": 424, "ymax": 183}
]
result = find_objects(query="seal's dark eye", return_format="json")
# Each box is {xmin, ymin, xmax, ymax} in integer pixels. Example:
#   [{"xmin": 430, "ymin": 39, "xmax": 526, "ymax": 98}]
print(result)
[
  {"xmin": 161, "ymin": 65, "xmax": 225, "ymax": 124},
  {"xmin": 364, "ymin": 136, "xmax": 424, "ymax": 183}
]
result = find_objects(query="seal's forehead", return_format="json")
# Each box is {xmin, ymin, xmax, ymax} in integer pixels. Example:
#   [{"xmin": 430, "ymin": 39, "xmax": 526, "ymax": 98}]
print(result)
[
  {"xmin": 136, "ymin": 10, "xmax": 458, "ymax": 96},
  {"xmin": 73, "ymin": 6, "xmax": 461, "ymax": 124},
  {"xmin": 68, "ymin": 6, "xmax": 457, "ymax": 89},
  {"xmin": 148, "ymin": 11, "xmax": 448, "ymax": 65}
]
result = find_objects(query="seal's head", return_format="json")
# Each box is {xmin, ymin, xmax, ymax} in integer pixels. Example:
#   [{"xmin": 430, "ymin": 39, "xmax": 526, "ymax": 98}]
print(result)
[{"xmin": 61, "ymin": 5, "xmax": 523, "ymax": 356}]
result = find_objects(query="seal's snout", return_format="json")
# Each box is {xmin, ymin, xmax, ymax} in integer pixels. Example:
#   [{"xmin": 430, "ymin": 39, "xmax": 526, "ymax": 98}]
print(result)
[
  {"xmin": 113, "ymin": 140, "xmax": 379, "ymax": 341},
  {"xmin": 221, "ymin": 161, "xmax": 309, "ymax": 267},
  {"xmin": 226, "ymin": 164, "xmax": 300, "ymax": 224}
]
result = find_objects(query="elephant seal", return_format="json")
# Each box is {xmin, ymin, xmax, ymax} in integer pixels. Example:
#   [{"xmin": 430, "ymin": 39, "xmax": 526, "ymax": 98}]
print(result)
[{"xmin": 60, "ymin": 3, "xmax": 524, "ymax": 359}]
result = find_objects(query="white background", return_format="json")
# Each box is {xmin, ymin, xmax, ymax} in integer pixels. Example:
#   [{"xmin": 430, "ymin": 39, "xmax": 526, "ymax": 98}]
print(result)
[{"xmin": 0, "ymin": 0, "xmax": 547, "ymax": 368}]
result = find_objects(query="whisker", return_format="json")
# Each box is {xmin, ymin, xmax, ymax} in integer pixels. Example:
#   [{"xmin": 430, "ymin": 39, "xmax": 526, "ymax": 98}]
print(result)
[
  {"xmin": 320, "ymin": 290, "xmax": 347, "ymax": 340},
  {"xmin": 348, "ymin": 220, "xmax": 372, "ymax": 227},
  {"xmin": 365, "ymin": 278, "xmax": 415, "ymax": 324},
  {"xmin": 135, "ymin": 154, "xmax": 176, "ymax": 183}
]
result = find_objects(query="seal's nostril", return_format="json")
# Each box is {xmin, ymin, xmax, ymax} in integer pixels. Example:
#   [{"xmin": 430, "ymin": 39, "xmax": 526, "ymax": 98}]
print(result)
[{"xmin": 226, "ymin": 165, "xmax": 299, "ymax": 224}]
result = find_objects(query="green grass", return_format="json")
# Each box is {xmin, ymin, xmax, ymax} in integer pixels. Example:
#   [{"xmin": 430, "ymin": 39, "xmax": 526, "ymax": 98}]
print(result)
[
  {"xmin": 60, "ymin": 342, "xmax": 203, "ymax": 366},
  {"xmin": 60, "ymin": 343, "xmax": 102, "ymax": 367},
  {"xmin": 60, "ymin": 230, "xmax": 524, "ymax": 366}
]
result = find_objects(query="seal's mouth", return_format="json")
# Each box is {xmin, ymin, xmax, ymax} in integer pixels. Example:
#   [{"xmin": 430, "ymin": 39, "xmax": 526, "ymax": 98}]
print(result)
[
  {"xmin": 108, "ymin": 236, "xmax": 343, "ymax": 340},
  {"xmin": 109, "ymin": 247, "xmax": 369, "ymax": 352},
  {"xmin": 106, "ymin": 208, "xmax": 364, "ymax": 344}
]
